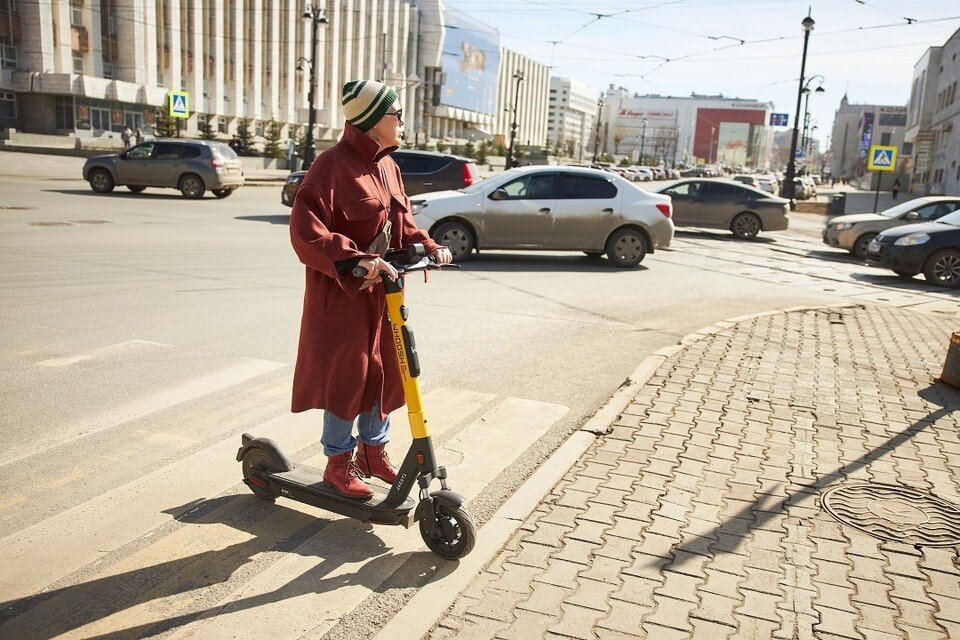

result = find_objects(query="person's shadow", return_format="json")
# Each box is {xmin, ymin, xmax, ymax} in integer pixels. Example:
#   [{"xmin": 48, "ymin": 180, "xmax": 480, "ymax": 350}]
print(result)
[{"xmin": 0, "ymin": 494, "xmax": 427, "ymax": 640}]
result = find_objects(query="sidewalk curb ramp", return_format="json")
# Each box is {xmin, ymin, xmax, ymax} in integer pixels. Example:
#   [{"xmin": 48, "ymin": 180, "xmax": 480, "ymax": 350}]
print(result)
[{"xmin": 373, "ymin": 302, "xmax": 862, "ymax": 640}]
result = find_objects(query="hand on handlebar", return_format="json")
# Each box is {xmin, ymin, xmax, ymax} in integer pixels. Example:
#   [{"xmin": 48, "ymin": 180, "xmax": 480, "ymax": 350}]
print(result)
[
  {"xmin": 430, "ymin": 247, "xmax": 453, "ymax": 265},
  {"xmin": 356, "ymin": 256, "xmax": 398, "ymax": 285}
]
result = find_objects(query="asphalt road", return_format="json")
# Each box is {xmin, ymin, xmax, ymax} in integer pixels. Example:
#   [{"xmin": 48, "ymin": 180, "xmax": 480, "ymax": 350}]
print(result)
[{"xmin": 0, "ymin": 153, "xmax": 956, "ymax": 639}]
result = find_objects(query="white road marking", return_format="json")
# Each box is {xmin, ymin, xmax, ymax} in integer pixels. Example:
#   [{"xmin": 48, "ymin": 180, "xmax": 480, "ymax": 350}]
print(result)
[
  {"xmin": 3, "ymin": 357, "xmax": 286, "ymax": 468},
  {"xmin": 37, "ymin": 339, "xmax": 172, "ymax": 368}
]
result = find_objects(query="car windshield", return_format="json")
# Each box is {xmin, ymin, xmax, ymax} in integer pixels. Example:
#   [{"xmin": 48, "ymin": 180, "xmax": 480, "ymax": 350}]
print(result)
[
  {"xmin": 935, "ymin": 210, "xmax": 960, "ymax": 226},
  {"xmin": 878, "ymin": 199, "xmax": 929, "ymax": 218},
  {"xmin": 460, "ymin": 168, "xmax": 523, "ymax": 194}
]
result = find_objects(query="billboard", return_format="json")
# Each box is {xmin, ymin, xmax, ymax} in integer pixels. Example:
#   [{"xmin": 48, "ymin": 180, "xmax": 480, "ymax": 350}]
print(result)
[{"xmin": 439, "ymin": 8, "xmax": 500, "ymax": 115}]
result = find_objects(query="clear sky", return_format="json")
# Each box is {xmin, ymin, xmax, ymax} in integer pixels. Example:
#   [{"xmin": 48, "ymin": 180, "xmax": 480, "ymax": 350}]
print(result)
[{"xmin": 444, "ymin": 0, "xmax": 960, "ymax": 152}]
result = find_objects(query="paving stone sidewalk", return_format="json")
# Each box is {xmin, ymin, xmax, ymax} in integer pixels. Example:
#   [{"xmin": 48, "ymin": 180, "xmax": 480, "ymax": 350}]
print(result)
[{"xmin": 428, "ymin": 304, "xmax": 960, "ymax": 640}]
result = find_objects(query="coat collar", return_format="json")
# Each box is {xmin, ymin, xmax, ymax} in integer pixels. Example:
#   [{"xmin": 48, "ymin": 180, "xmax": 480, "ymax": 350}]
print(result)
[{"xmin": 342, "ymin": 123, "xmax": 399, "ymax": 164}]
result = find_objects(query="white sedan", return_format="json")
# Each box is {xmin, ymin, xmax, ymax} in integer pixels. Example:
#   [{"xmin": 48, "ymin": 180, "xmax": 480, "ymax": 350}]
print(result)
[{"xmin": 410, "ymin": 166, "xmax": 675, "ymax": 268}]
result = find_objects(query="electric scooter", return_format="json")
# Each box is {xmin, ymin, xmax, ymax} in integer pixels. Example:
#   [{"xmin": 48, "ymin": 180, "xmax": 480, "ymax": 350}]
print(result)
[{"xmin": 237, "ymin": 243, "xmax": 475, "ymax": 560}]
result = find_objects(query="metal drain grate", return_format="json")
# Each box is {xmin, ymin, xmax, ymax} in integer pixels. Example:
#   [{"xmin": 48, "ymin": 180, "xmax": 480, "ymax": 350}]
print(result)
[{"xmin": 822, "ymin": 483, "xmax": 960, "ymax": 547}]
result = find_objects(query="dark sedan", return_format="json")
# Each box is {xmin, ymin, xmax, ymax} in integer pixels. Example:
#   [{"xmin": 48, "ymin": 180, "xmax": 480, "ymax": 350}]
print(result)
[
  {"xmin": 658, "ymin": 178, "xmax": 790, "ymax": 239},
  {"xmin": 866, "ymin": 209, "xmax": 960, "ymax": 288},
  {"xmin": 281, "ymin": 149, "xmax": 479, "ymax": 206}
]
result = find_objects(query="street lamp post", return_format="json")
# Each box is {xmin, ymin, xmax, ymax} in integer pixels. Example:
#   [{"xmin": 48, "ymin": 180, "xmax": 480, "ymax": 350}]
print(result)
[
  {"xmin": 592, "ymin": 97, "xmax": 604, "ymax": 163},
  {"xmin": 639, "ymin": 118, "xmax": 647, "ymax": 165},
  {"xmin": 300, "ymin": 3, "xmax": 328, "ymax": 171},
  {"xmin": 800, "ymin": 74, "xmax": 825, "ymax": 168},
  {"xmin": 504, "ymin": 70, "xmax": 525, "ymax": 169},
  {"xmin": 783, "ymin": 14, "xmax": 816, "ymax": 201}
]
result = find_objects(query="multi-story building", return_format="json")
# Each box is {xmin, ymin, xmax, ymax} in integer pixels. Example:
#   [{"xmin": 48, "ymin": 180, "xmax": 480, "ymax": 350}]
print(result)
[
  {"xmin": 1, "ymin": 0, "xmax": 421, "ymax": 149},
  {"xmin": 599, "ymin": 87, "xmax": 776, "ymax": 169},
  {"xmin": 547, "ymin": 77, "xmax": 597, "ymax": 162},
  {"xmin": 905, "ymin": 27, "xmax": 960, "ymax": 196},
  {"xmin": 829, "ymin": 95, "xmax": 908, "ymax": 184},
  {"xmin": 1, "ymin": 0, "xmax": 551, "ymax": 155}
]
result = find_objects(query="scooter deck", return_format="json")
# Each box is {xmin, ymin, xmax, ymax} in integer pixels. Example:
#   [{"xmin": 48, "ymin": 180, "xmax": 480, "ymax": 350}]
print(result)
[{"xmin": 269, "ymin": 464, "xmax": 417, "ymax": 527}]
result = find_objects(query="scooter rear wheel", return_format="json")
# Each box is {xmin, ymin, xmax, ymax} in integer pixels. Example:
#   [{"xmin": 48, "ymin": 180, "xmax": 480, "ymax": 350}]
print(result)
[
  {"xmin": 420, "ymin": 504, "xmax": 476, "ymax": 559},
  {"xmin": 241, "ymin": 446, "xmax": 285, "ymax": 500}
]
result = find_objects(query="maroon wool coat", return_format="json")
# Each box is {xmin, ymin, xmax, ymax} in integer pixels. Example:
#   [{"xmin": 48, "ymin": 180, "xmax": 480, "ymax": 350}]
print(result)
[{"xmin": 289, "ymin": 124, "xmax": 440, "ymax": 420}]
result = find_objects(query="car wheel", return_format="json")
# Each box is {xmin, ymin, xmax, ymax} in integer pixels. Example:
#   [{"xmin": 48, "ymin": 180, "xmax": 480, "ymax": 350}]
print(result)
[
  {"xmin": 852, "ymin": 233, "xmax": 877, "ymax": 259},
  {"xmin": 179, "ymin": 174, "xmax": 206, "ymax": 199},
  {"xmin": 605, "ymin": 228, "xmax": 647, "ymax": 268},
  {"xmin": 89, "ymin": 169, "xmax": 115, "ymax": 194},
  {"xmin": 433, "ymin": 221, "xmax": 475, "ymax": 262},
  {"xmin": 127, "ymin": 185, "xmax": 146, "ymax": 193},
  {"xmin": 212, "ymin": 188, "xmax": 234, "ymax": 199},
  {"xmin": 922, "ymin": 249, "xmax": 960, "ymax": 288},
  {"xmin": 730, "ymin": 212, "xmax": 761, "ymax": 240}
]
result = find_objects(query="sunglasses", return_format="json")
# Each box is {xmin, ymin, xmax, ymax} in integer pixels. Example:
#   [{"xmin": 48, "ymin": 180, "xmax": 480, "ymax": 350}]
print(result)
[{"xmin": 385, "ymin": 109, "xmax": 403, "ymax": 121}]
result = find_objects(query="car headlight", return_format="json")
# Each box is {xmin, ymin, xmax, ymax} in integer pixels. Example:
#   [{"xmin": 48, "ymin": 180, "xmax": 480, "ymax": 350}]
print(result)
[
  {"xmin": 285, "ymin": 175, "xmax": 301, "ymax": 185},
  {"xmin": 411, "ymin": 201, "xmax": 425, "ymax": 215},
  {"xmin": 894, "ymin": 233, "xmax": 930, "ymax": 246},
  {"xmin": 831, "ymin": 222, "xmax": 854, "ymax": 230}
]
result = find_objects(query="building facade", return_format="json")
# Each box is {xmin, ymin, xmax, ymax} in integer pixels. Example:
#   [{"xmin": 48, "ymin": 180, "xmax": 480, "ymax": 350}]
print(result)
[
  {"xmin": 905, "ymin": 27, "xmax": 960, "ymax": 196},
  {"xmin": 547, "ymin": 76, "xmax": 597, "ymax": 162},
  {"xmin": 829, "ymin": 95, "xmax": 908, "ymax": 186},
  {"xmin": 599, "ymin": 87, "xmax": 775, "ymax": 169}
]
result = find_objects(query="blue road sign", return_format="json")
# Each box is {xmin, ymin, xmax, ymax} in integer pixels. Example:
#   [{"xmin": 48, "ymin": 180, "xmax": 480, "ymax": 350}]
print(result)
[
  {"xmin": 769, "ymin": 113, "xmax": 789, "ymax": 127},
  {"xmin": 795, "ymin": 148, "xmax": 806, "ymax": 159}
]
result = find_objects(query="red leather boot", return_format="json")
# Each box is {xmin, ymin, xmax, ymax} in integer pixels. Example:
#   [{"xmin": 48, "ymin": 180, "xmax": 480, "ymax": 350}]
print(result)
[
  {"xmin": 323, "ymin": 451, "xmax": 374, "ymax": 499},
  {"xmin": 356, "ymin": 441, "xmax": 398, "ymax": 484}
]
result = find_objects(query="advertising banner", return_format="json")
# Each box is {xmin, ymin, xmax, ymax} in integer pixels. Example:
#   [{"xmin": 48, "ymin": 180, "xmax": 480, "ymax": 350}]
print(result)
[
  {"xmin": 858, "ymin": 112, "xmax": 874, "ymax": 159},
  {"xmin": 440, "ymin": 8, "xmax": 500, "ymax": 115}
]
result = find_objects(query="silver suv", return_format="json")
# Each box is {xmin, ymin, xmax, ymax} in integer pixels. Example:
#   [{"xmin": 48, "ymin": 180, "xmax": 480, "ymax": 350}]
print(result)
[{"xmin": 82, "ymin": 139, "xmax": 245, "ymax": 199}]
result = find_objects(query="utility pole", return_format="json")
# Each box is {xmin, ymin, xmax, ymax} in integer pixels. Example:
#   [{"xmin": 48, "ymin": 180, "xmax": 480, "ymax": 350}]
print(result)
[
  {"xmin": 639, "ymin": 118, "xmax": 647, "ymax": 165},
  {"xmin": 592, "ymin": 98, "xmax": 603, "ymax": 163},
  {"xmin": 504, "ymin": 70, "xmax": 524, "ymax": 169}
]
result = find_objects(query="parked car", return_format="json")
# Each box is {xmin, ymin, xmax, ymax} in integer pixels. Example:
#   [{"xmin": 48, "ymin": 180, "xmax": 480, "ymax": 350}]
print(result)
[
  {"xmin": 281, "ymin": 149, "xmax": 480, "ymax": 207},
  {"xmin": 82, "ymin": 139, "xmax": 244, "ymax": 199},
  {"xmin": 823, "ymin": 196, "xmax": 960, "ymax": 258},
  {"xmin": 409, "ymin": 166, "xmax": 674, "ymax": 268},
  {"xmin": 731, "ymin": 175, "xmax": 760, "ymax": 188},
  {"xmin": 657, "ymin": 178, "xmax": 789, "ymax": 239},
  {"xmin": 757, "ymin": 175, "xmax": 778, "ymax": 194},
  {"xmin": 866, "ymin": 208, "xmax": 960, "ymax": 288}
]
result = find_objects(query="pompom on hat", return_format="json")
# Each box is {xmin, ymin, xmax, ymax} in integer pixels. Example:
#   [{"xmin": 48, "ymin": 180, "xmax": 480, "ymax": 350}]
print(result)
[{"xmin": 341, "ymin": 80, "xmax": 399, "ymax": 132}]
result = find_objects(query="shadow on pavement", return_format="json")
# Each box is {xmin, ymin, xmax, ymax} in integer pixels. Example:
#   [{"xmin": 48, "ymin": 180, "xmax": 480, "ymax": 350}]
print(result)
[
  {"xmin": 456, "ymin": 252, "xmax": 648, "ymax": 274},
  {"xmin": 849, "ymin": 271, "xmax": 937, "ymax": 291},
  {"xmin": 235, "ymin": 214, "xmax": 290, "ymax": 225},
  {"xmin": 0, "ymin": 495, "xmax": 428, "ymax": 640},
  {"xmin": 674, "ymin": 229, "xmax": 777, "ymax": 245},
  {"xmin": 44, "ymin": 189, "xmax": 210, "ymax": 200},
  {"xmin": 660, "ymin": 381, "xmax": 959, "ymax": 573}
]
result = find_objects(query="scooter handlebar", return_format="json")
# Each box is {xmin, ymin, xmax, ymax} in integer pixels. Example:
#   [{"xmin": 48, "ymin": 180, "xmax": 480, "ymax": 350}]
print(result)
[{"xmin": 351, "ymin": 243, "xmax": 460, "ymax": 278}]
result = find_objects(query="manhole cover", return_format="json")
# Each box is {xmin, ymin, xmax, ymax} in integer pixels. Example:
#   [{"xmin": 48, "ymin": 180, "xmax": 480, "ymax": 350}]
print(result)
[{"xmin": 823, "ymin": 483, "xmax": 960, "ymax": 547}]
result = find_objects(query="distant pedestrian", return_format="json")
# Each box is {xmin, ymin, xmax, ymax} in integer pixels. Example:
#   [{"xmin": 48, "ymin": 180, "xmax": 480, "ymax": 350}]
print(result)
[
  {"xmin": 135, "ymin": 128, "xmax": 143, "ymax": 146},
  {"xmin": 229, "ymin": 135, "xmax": 242, "ymax": 154},
  {"xmin": 892, "ymin": 177, "xmax": 901, "ymax": 200},
  {"xmin": 121, "ymin": 126, "xmax": 132, "ymax": 150}
]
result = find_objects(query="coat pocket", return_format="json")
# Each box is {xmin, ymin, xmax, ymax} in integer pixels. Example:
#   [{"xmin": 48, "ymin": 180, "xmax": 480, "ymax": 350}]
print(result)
[{"xmin": 342, "ymin": 196, "xmax": 384, "ymax": 221}]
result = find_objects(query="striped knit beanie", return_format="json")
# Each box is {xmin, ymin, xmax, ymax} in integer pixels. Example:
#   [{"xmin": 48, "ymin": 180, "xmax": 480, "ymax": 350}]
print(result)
[{"xmin": 341, "ymin": 80, "xmax": 399, "ymax": 131}]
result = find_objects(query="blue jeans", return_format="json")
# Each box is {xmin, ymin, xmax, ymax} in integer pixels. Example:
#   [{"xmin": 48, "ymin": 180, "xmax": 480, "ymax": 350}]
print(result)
[{"xmin": 322, "ymin": 402, "xmax": 391, "ymax": 456}]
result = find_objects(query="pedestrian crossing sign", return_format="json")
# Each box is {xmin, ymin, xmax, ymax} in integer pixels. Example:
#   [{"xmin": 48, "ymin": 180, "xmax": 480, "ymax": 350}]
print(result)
[
  {"xmin": 867, "ymin": 145, "xmax": 897, "ymax": 172},
  {"xmin": 168, "ymin": 91, "xmax": 190, "ymax": 119}
]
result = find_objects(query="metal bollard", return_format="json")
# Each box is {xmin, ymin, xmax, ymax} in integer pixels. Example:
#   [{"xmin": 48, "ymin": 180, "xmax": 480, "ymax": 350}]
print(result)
[{"xmin": 939, "ymin": 332, "xmax": 960, "ymax": 388}]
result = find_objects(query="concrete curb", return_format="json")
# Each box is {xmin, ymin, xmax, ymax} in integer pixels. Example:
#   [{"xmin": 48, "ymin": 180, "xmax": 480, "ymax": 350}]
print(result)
[{"xmin": 372, "ymin": 302, "xmax": 862, "ymax": 640}]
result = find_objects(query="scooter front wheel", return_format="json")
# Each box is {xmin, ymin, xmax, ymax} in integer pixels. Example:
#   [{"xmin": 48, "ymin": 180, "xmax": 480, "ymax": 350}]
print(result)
[{"xmin": 420, "ymin": 503, "xmax": 476, "ymax": 559}]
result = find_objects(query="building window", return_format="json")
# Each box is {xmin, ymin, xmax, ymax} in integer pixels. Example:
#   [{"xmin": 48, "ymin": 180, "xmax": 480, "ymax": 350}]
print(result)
[
  {"xmin": 0, "ymin": 91, "xmax": 15, "ymax": 118},
  {"xmin": 0, "ymin": 1, "xmax": 19, "ymax": 14},
  {"xmin": 70, "ymin": 2, "xmax": 83, "ymax": 26},
  {"xmin": 218, "ymin": 117, "xmax": 228, "ymax": 134},
  {"xmin": 0, "ymin": 37, "xmax": 16, "ymax": 69},
  {"xmin": 73, "ymin": 54, "xmax": 84, "ymax": 74},
  {"xmin": 55, "ymin": 96, "xmax": 74, "ymax": 129}
]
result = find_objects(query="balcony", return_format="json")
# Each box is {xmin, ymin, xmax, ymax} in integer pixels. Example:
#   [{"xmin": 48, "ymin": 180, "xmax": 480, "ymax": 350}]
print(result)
[{"xmin": 71, "ymin": 26, "xmax": 89, "ymax": 53}]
